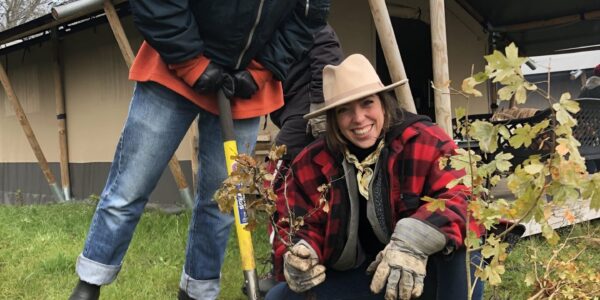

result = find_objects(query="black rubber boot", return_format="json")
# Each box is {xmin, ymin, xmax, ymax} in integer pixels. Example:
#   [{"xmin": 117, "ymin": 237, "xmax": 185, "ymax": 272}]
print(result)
[
  {"xmin": 68, "ymin": 280, "xmax": 100, "ymax": 300},
  {"xmin": 178, "ymin": 289, "xmax": 196, "ymax": 300}
]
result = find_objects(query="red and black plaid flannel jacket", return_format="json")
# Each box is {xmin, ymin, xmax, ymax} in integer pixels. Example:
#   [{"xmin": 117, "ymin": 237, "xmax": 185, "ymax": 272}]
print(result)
[{"xmin": 273, "ymin": 117, "xmax": 481, "ymax": 281}]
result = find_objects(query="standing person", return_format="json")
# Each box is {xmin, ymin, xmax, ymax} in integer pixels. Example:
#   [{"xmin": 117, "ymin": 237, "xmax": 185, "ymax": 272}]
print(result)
[
  {"xmin": 249, "ymin": 24, "xmax": 343, "ymax": 296},
  {"xmin": 266, "ymin": 54, "xmax": 484, "ymax": 300},
  {"xmin": 68, "ymin": 1, "xmax": 331, "ymax": 300},
  {"xmin": 269, "ymin": 23, "xmax": 343, "ymax": 189}
]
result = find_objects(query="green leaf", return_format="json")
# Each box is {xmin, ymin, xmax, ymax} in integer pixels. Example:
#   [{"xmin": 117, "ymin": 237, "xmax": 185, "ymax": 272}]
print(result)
[
  {"xmin": 505, "ymin": 43, "xmax": 527, "ymax": 68},
  {"xmin": 541, "ymin": 223, "xmax": 560, "ymax": 245},
  {"xmin": 473, "ymin": 71, "xmax": 489, "ymax": 82},
  {"xmin": 523, "ymin": 162, "xmax": 544, "ymax": 175},
  {"xmin": 509, "ymin": 125, "xmax": 534, "ymax": 148},
  {"xmin": 560, "ymin": 96, "xmax": 580, "ymax": 114},
  {"xmin": 557, "ymin": 109, "xmax": 577, "ymax": 126},
  {"xmin": 479, "ymin": 261, "xmax": 506, "ymax": 286},
  {"xmin": 461, "ymin": 77, "xmax": 483, "ymax": 97},
  {"xmin": 464, "ymin": 230, "xmax": 481, "ymax": 249},
  {"xmin": 531, "ymin": 119, "xmax": 550, "ymax": 134},
  {"xmin": 524, "ymin": 272, "xmax": 536, "ymax": 287},
  {"xmin": 484, "ymin": 50, "xmax": 509, "ymax": 70},
  {"xmin": 422, "ymin": 196, "xmax": 446, "ymax": 212},
  {"xmin": 445, "ymin": 178, "xmax": 460, "ymax": 189},
  {"xmin": 455, "ymin": 107, "xmax": 466, "ymax": 120},
  {"xmin": 495, "ymin": 152, "xmax": 514, "ymax": 172},
  {"xmin": 582, "ymin": 173, "xmax": 600, "ymax": 211},
  {"xmin": 470, "ymin": 120, "xmax": 498, "ymax": 153},
  {"xmin": 559, "ymin": 92, "xmax": 571, "ymax": 102},
  {"xmin": 497, "ymin": 85, "xmax": 516, "ymax": 101},
  {"xmin": 498, "ymin": 125, "xmax": 511, "ymax": 140},
  {"xmin": 515, "ymin": 85, "xmax": 527, "ymax": 104}
]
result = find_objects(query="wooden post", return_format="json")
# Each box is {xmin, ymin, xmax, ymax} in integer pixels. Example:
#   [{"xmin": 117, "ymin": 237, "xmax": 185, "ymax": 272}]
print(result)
[
  {"xmin": 367, "ymin": 0, "xmax": 417, "ymax": 113},
  {"xmin": 103, "ymin": 0, "xmax": 194, "ymax": 208},
  {"xmin": 53, "ymin": 32, "xmax": 72, "ymax": 200},
  {"xmin": 0, "ymin": 64, "xmax": 65, "ymax": 202},
  {"xmin": 429, "ymin": 0, "xmax": 453, "ymax": 136},
  {"xmin": 103, "ymin": 0, "xmax": 135, "ymax": 65}
]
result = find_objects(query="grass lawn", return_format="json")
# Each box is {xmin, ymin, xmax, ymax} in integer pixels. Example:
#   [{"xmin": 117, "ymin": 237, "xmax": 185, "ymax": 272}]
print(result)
[{"xmin": 0, "ymin": 202, "xmax": 597, "ymax": 299}]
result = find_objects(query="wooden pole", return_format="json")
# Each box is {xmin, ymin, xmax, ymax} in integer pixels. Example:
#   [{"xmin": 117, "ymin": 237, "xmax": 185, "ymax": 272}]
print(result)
[
  {"xmin": 103, "ymin": 0, "xmax": 193, "ymax": 208},
  {"xmin": 103, "ymin": 0, "xmax": 135, "ymax": 66},
  {"xmin": 0, "ymin": 64, "xmax": 65, "ymax": 202},
  {"xmin": 367, "ymin": 0, "xmax": 417, "ymax": 113},
  {"xmin": 53, "ymin": 32, "xmax": 72, "ymax": 201},
  {"xmin": 429, "ymin": 0, "xmax": 453, "ymax": 136}
]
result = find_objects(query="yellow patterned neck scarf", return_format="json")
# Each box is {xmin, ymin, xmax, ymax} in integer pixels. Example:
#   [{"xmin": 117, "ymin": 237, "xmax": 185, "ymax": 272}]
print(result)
[{"xmin": 343, "ymin": 139, "xmax": 385, "ymax": 199}]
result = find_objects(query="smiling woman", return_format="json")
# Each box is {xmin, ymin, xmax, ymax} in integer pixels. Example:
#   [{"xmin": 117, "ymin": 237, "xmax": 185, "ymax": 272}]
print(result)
[{"xmin": 267, "ymin": 54, "xmax": 485, "ymax": 300}]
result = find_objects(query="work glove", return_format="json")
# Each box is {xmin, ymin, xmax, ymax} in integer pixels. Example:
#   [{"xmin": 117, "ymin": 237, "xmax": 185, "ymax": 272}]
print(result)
[
  {"xmin": 230, "ymin": 70, "xmax": 258, "ymax": 99},
  {"xmin": 367, "ymin": 218, "xmax": 447, "ymax": 300},
  {"xmin": 283, "ymin": 240, "xmax": 326, "ymax": 293},
  {"xmin": 193, "ymin": 61, "xmax": 225, "ymax": 94},
  {"xmin": 307, "ymin": 103, "xmax": 327, "ymax": 138}
]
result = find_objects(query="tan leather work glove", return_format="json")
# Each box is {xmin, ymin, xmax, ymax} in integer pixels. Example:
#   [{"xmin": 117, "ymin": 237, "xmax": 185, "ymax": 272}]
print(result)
[
  {"xmin": 307, "ymin": 103, "xmax": 327, "ymax": 138},
  {"xmin": 367, "ymin": 218, "xmax": 447, "ymax": 300},
  {"xmin": 283, "ymin": 240, "xmax": 326, "ymax": 293}
]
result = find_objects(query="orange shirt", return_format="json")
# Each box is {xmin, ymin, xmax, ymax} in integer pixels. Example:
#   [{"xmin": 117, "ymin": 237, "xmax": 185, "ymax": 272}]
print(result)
[{"xmin": 129, "ymin": 42, "xmax": 284, "ymax": 119}]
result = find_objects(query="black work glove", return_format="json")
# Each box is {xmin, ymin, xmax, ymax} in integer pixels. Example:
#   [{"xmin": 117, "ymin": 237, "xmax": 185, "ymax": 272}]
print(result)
[
  {"xmin": 222, "ymin": 73, "xmax": 236, "ymax": 99},
  {"xmin": 231, "ymin": 70, "xmax": 258, "ymax": 99},
  {"xmin": 193, "ymin": 61, "xmax": 225, "ymax": 94}
]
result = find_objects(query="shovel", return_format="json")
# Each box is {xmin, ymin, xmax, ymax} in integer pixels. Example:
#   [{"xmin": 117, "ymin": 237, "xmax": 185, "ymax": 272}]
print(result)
[{"xmin": 217, "ymin": 85, "xmax": 260, "ymax": 300}]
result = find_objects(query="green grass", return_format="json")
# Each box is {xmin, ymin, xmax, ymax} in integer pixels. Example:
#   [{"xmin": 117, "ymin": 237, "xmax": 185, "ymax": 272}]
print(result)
[{"xmin": 0, "ymin": 202, "xmax": 598, "ymax": 299}]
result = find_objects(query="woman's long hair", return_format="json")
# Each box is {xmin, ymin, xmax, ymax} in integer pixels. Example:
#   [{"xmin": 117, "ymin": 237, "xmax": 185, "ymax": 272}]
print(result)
[{"xmin": 324, "ymin": 91, "xmax": 402, "ymax": 154}]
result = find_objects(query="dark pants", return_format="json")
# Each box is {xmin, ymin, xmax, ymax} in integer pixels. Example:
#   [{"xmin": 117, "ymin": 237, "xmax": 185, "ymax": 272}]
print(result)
[
  {"xmin": 274, "ymin": 116, "xmax": 314, "ymax": 161},
  {"xmin": 265, "ymin": 248, "xmax": 484, "ymax": 300}
]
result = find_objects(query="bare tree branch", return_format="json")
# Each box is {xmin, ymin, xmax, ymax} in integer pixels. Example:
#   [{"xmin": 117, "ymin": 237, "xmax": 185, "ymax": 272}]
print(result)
[{"xmin": 0, "ymin": 0, "xmax": 67, "ymax": 31}]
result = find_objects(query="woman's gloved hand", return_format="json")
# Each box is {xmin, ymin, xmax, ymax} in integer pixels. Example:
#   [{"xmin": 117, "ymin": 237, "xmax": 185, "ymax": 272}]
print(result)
[
  {"xmin": 367, "ymin": 218, "xmax": 447, "ymax": 300},
  {"xmin": 283, "ymin": 240, "xmax": 326, "ymax": 293}
]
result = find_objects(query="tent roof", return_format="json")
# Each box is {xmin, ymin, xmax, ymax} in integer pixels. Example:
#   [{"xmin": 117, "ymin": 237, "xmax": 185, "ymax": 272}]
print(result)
[
  {"xmin": 2, "ymin": 0, "xmax": 600, "ymax": 57},
  {"xmin": 457, "ymin": 0, "xmax": 600, "ymax": 55}
]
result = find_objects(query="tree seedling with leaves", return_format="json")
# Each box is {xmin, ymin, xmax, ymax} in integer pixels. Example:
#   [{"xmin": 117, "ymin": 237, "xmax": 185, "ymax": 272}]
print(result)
[{"xmin": 448, "ymin": 43, "xmax": 600, "ymax": 299}]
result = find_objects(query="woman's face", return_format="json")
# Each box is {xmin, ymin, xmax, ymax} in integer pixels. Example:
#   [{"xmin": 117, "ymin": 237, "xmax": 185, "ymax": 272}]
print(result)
[{"xmin": 335, "ymin": 94, "xmax": 385, "ymax": 149}]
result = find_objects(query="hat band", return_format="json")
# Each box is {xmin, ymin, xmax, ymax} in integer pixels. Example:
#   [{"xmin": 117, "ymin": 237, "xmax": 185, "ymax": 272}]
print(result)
[{"xmin": 326, "ymin": 82, "xmax": 384, "ymax": 104}]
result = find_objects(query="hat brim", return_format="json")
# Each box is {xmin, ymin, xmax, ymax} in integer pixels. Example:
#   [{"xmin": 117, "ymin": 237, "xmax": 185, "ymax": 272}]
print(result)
[{"xmin": 304, "ymin": 79, "xmax": 408, "ymax": 119}]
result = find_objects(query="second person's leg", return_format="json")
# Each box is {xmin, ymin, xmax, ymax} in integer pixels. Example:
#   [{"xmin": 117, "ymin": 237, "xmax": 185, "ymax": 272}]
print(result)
[{"xmin": 180, "ymin": 110, "xmax": 260, "ymax": 300}]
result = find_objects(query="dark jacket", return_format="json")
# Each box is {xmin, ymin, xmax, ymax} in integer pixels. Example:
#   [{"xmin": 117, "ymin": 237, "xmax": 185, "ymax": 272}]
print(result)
[
  {"xmin": 273, "ymin": 112, "xmax": 480, "ymax": 280},
  {"xmin": 129, "ymin": 0, "xmax": 330, "ymax": 80},
  {"xmin": 270, "ymin": 24, "xmax": 343, "ymax": 159}
]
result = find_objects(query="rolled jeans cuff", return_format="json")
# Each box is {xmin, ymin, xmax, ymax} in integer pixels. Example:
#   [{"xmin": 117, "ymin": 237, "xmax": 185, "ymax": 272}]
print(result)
[
  {"xmin": 76, "ymin": 254, "xmax": 121, "ymax": 285},
  {"xmin": 180, "ymin": 271, "xmax": 220, "ymax": 300}
]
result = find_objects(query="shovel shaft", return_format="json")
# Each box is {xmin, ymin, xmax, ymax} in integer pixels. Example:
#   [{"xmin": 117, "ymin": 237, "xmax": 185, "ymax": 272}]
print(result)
[{"xmin": 217, "ymin": 90, "xmax": 259, "ymax": 300}]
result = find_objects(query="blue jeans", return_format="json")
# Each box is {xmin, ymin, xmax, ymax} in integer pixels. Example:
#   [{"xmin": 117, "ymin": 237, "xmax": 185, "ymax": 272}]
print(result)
[
  {"xmin": 75, "ymin": 82, "xmax": 259, "ymax": 300},
  {"xmin": 265, "ymin": 248, "xmax": 484, "ymax": 300}
]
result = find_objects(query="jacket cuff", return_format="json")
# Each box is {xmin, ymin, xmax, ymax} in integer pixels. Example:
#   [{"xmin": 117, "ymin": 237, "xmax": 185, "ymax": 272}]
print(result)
[
  {"xmin": 246, "ymin": 59, "xmax": 273, "ymax": 90},
  {"xmin": 392, "ymin": 218, "xmax": 447, "ymax": 255},
  {"xmin": 168, "ymin": 55, "xmax": 210, "ymax": 87}
]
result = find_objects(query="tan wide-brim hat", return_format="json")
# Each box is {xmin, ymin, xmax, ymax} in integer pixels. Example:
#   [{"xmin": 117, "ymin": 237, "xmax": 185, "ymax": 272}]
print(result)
[{"xmin": 304, "ymin": 54, "xmax": 408, "ymax": 119}]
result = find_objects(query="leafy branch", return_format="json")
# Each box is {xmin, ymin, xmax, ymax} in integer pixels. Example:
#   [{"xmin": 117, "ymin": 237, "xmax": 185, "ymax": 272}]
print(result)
[{"xmin": 434, "ymin": 42, "xmax": 600, "ymax": 298}]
